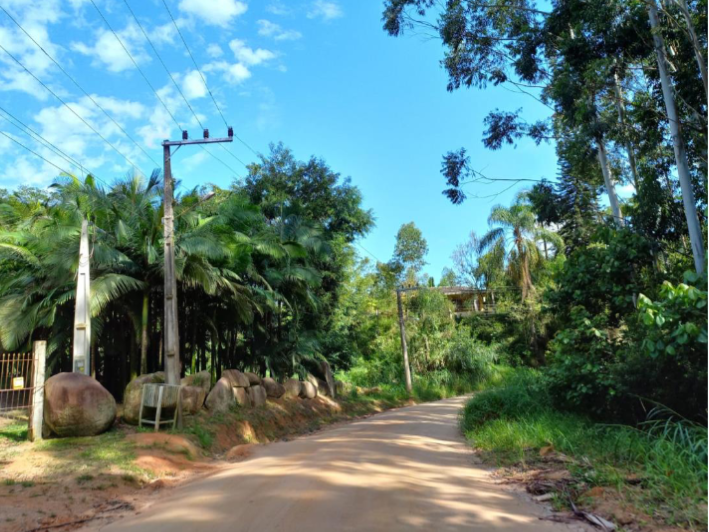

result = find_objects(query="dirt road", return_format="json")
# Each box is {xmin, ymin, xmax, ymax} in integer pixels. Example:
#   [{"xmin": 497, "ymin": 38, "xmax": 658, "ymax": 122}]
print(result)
[{"xmin": 90, "ymin": 397, "xmax": 576, "ymax": 532}]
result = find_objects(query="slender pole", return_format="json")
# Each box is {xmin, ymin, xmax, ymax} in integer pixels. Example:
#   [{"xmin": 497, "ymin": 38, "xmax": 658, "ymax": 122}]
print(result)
[
  {"xmin": 396, "ymin": 289, "xmax": 412, "ymax": 394},
  {"xmin": 72, "ymin": 219, "xmax": 91, "ymax": 375},
  {"xmin": 163, "ymin": 143, "xmax": 180, "ymax": 385},
  {"xmin": 29, "ymin": 340, "xmax": 46, "ymax": 441},
  {"xmin": 648, "ymin": 1, "xmax": 705, "ymax": 274}
]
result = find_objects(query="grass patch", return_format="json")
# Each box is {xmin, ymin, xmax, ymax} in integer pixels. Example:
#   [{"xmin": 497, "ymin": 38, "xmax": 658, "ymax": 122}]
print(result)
[
  {"xmin": 184, "ymin": 422, "xmax": 215, "ymax": 449},
  {"xmin": 460, "ymin": 370, "xmax": 708, "ymax": 529},
  {"xmin": 0, "ymin": 420, "xmax": 28, "ymax": 443}
]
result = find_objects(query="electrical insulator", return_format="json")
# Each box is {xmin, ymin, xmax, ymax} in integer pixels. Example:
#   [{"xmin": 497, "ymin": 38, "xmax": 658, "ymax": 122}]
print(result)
[
  {"xmin": 203, "ymin": 129, "xmax": 209, "ymax": 139},
  {"xmin": 182, "ymin": 130, "xmax": 188, "ymax": 140},
  {"xmin": 228, "ymin": 126, "xmax": 233, "ymax": 138}
]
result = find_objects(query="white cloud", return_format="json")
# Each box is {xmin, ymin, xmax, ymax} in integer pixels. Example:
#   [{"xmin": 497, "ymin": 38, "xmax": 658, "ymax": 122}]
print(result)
[
  {"xmin": 181, "ymin": 150, "xmax": 209, "ymax": 171},
  {"xmin": 177, "ymin": 0, "xmax": 247, "ymax": 27},
  {"xmin": 149, "ymin": 22, "xmax": 176, "ymax": 45},
  {"xmin": 71, "ymin": 23, "xmax": 150, "ymax": 73},
  {"xmin": 182, "ymin": 70, "xmax": 207, "ymax": 99},
  {"xmin": 206, "ymin": 43, "xmax": 223, "ymax": 58},
  {"xmin": 229, "ymin": 39, "xmax": 275, "ymax": 66},
  {"xmin": 257, "ymin": 20, "xmax": 302, "ymax": 41},
  {"xmin": 205, "ymin": 61, "xmax": 251, "ymax": 85},
  {"xmin": 266, "ymin": 2, "xmax": 290, "ymax": 16},
  {"xmin": 307, "ymin": 1, "xmax": 343, "ymax": 21}
]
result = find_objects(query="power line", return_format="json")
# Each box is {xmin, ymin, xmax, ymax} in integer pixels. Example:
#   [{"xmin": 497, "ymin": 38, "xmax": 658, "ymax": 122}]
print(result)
[
  {"xmin": 88, "ymin": 0, "xmax": 182, "ymax": 129},
  {"xmin": 218, "ymin": 143, "xmax": 249, "ymax": 168},
  {"xmin": 159, "ymin": 0, "xmax": 260, "ymax": 159},
  {"xmin": 0, "ymin": 107, "xmax": 87, "ymax": 174},
  {"xmin": 0, "ymin": 130, "xmax": 74, "ymax": 177},
  {"xmin": 88, "ymin": 0, "xmax": 241, "ymax": 177},
  {"xmin": 121, "ymin": 0, "xmax": 203, "ymax": 130},
  {"xmin": 160, "ymin": 0, "xmax": 226, "ymax": 127},
  {"xmin": 0, "ymin": 5, "xmax": 160, "ymax": 170},
  {"xmin": 356, "ymin": 242, "xmax": 383, "ymax": 263},
  {"xmin": 0, "ymin": 109, "xmax": 152, "ymax": 223},
  {"xmin": 0, "ymin": 42, "xmax": 148, "ymax": 178}
]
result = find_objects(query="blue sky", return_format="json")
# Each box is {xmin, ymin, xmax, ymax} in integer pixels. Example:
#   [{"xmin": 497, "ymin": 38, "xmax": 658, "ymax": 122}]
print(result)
[{"xmin": 0, "ymin": 0, "xmax": 567, "ymax": 280}]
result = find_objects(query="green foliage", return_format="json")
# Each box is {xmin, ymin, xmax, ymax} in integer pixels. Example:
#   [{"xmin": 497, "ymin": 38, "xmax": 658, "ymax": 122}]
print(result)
[
  {"xmin": 0, "ymin": 146, "xmax": 373, "ymax": 395},
  {"xmin": 460, "ymin": 373, "xmax": 708, "ymax": 529},
  {"xmin": 637, "ymin": 273, "xmax": 708, "ymax": 358},
  {"xmin": 459, "ymin": 370, "xmax": 551, "ymax": 430},
  {"xmin": 546, "ymin": 306, "xmax": 621, "ymax": 415}
]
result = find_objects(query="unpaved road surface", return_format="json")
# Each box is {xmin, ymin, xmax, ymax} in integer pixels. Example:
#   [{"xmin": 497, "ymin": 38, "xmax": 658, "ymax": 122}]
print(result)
[{"xmin": 90, "ymin": 397, "xmax": 577, "ymax": 532}]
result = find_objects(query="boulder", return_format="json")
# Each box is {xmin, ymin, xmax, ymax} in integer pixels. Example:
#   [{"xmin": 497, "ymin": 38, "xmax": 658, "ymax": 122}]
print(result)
[
  {"xmin": 300, "ymin": 381, "xmax": 317, "ymax": 399},
  {"xmin": 180, "ymin": 385, "xmax": 208, "ymax": 415},
  {"xmin": 180, "ymin": 371, "xmax": 211, "ymax": 414},
  {"xmin": 122, "ymin": 372, "xmax": 165, "ymax": 425},
  {"xmin": 335, "ymin": 380, "xmax": 353, "ymax": 396},
  {"xmin": 262, "ymin": 377, "xmax": 285, "ymax": 398},
  {"xmin": 233, "ymin": 386, "xmax": 249, "ymax": 406},
  {"xmin": 314, "ymin": 378, "xmax": 330, "ymax": 397},
  {"xmin": 205, "ymin": 377, "xmax": 236, "ymax": 413},
  {"xmin": 248, "ymin": 385, "xmax": 267, "ymax": 407},
  {"xmin": 181, "ymin": 370, "xmax": 211, "ymax": 393},
  {"xmin": 318, "ymin": 361, "xmax": 336, "ymax": 398},
  {"xmin": 244, "ymin": 372, "xmax": 261, "ymax": 386},
  {"xmin": 305, "ymin": 373, "xmax": 319, "ymax": 389},
  {"xmin": 283, "ymin": 378, "xmax": 302, "ymax": 399},
  {"xmin": 44, "ymin": 373, "xmax": 116, "ymax": 437},
  {"xmin": 222, "ymin": 369, "xmax": 250, "ymax": 388}
]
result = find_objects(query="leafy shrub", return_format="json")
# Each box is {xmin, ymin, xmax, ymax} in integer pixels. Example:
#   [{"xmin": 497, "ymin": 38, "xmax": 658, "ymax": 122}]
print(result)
[
  {"xmin": 546, "ymin": 307, "xmax": 622, "ymax": 416},
  {"xmin": 459, "ymin": 369, "xmax": 551, "ymax": 431},
  {"xmin": 461, "ymin": 374, "xmax": 708, "ymax": 528},
  {"xmin": 637, "ymin": 272, "xmax": 707, "ymax": 357},
  {"xmin": 441, "ymin": 329, "xmax": 498, "ymax": 385}
]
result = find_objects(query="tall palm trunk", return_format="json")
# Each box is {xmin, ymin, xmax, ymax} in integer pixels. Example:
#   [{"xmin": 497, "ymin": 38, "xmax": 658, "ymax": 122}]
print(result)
[
  {"xmin": 515, "ymin": 229, "xmax": 534, "ymax": 301},
  {"xmin": 648, "ymin": 0, "xmax": 706, "ymax": 274},
  {"xmin": 140, "ymin": 289, "xmax": 149, "ymax": 375}
]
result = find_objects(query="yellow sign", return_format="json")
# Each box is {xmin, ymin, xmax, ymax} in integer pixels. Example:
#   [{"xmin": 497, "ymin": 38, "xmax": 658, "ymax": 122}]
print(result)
[{"xmin": 12, "ymin": 377, "xmax": 24, "ymax": 390}]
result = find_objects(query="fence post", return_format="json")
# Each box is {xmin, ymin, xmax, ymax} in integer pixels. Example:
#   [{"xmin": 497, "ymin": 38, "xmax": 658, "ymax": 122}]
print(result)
[{"xmin": 28, "ymin": 341, "xmax": 46, "ymax": 442}]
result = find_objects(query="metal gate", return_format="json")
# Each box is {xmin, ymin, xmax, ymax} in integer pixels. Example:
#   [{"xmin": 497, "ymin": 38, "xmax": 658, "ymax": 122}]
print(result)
[{"xmin": 0, "ymin": 342, "xmax": 46, "ymax": 441}]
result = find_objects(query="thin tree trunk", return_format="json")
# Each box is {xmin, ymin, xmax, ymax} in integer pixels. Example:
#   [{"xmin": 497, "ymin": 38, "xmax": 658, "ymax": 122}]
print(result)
[
  {"xmin": 596, "ymin": 137, "xmax": 624, "ymax": 225},
  {"xmin": 648, "ymin": 0, "xmax": 706, "ymax": 274},
  {"xmin": 612, "ymin": 69, "xmax": 641, "ymax": 192},
  {"xmin": 396, "ymin": 289, "xmax": 413, "ymax": 394},
  {"xmin": 671, "ymin": 0, "xmax": 708, "ymax": 100},
  {"xmin": 140, "ymin": 290, "xmax": 149, "ymax": 375}
]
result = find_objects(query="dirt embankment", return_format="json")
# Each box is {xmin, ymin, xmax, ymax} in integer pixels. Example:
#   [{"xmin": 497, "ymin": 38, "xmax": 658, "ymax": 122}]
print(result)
[{"xmin": 0, "ymin": 394, "xmax": 402, "ymax": 532}]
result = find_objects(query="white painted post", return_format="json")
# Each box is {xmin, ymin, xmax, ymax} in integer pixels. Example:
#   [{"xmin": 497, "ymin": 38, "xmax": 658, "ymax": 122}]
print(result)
[
  {"xmin": 28, "ymin": 341, "xmax": 46, "ymax": 442},
  {"xmin": 72, "ymin": 219, "xmax": 91, "ymax": 374}
]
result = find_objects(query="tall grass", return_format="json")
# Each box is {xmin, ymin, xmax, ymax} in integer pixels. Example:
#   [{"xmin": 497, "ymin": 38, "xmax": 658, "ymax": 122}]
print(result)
[{"xmin": 460, "ymin": 371, "xmax": 708, "ymax": 529}]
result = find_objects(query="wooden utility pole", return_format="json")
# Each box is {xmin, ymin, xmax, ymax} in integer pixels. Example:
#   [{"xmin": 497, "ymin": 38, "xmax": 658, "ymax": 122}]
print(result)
[
  {"xmin": 396, "ymin": 288, "xmax": 412, "ymax": 394},
  {"xmin": 72, "ymin": 219, "xmax": 91, "ymax": 375},
  {"xmin": 162, "ymin": 128, "xmax": 233, "ymax": 385}
]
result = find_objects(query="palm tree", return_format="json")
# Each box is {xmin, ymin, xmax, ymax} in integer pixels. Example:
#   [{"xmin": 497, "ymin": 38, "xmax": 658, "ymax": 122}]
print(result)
[{"xmin": 478, "ymin": 199, "xmax": 561, "ymax": 301}]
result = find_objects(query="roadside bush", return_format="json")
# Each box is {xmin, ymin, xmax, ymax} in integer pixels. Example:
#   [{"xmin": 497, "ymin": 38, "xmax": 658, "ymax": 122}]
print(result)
[
  {"xmin": 461, "ymin": 372, "xmax": 708, "ymax": 528},
  {"xmin": 459, "ymin": 369, "xmax": 551, "ymax": 431},
  {"xmin": 440, "ymin": 329, "xmax": 498, "ymax": 385}
]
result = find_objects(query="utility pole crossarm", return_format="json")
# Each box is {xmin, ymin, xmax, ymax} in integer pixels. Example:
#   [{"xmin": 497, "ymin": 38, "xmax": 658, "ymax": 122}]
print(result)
[{"xmin": 162, "ymin": 136, "xmax": 233, "ymax": 147}]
